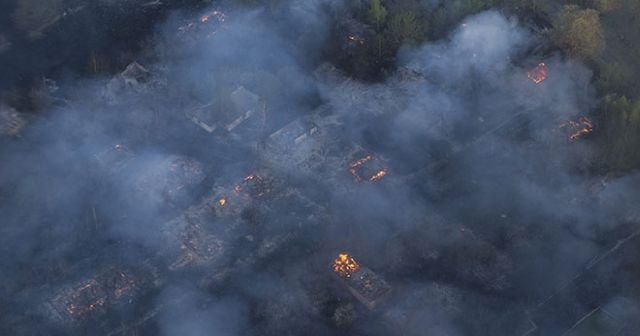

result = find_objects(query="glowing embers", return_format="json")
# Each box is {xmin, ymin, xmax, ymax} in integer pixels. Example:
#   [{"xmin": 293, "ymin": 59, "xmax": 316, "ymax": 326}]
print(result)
[
  {"xmin": 528, "ymin": 63, "xmax": 548, "ymax": 84},
  {"xmin": 333, "ymin": 253, "xmax": 360, "ymax": 278},
  {"xmin": 178, "ymin": 9, "xmax": 227, "ymax": 37},
  {"xmin": 60, "ymin": 269, "xmax": 140, "ymax": 319},
  {"xmin": 200, "ymin": 10, "xmax": 226, "ymax": 23},
  {"xmin": 560, "ymin": 116, "xmax": 593, "ymax": 140},
  {"xmin": 332, "ymin": 253, "xmax": 392, "ymax": 309},
  {"xmin": 349, "ymin": 155, "xmax": 388, "ymax": 182},
  {"xmin": 347, "ymin": 34, "xmax": 365, "ymax": 45},
  {"xmin": 234, "ymin": 174, "xmax": 273, "ymax": 199}
]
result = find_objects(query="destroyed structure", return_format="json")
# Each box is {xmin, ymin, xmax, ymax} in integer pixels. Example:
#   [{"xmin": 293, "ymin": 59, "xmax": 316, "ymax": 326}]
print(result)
[
  {"xmin": 332, "ymin": 253, "xmax": 392, "ymax": 310},
  {"xmin": 0, "ymin": 105, "xmax": 27, "ymax": 137},
  {"xmin": 6, "ymin": 13, "xmax": 639, "ymax": 335},
  {"xmin": 186, "ymin": 85, "xmax": 267, "ymax": 142},
  {"xmin": 37, "ymin": 263, "xmax": 161, "ymax": 333},
  {"xmin": 528, "ymin": 63, "xmax": 548, "ymax": 84}
]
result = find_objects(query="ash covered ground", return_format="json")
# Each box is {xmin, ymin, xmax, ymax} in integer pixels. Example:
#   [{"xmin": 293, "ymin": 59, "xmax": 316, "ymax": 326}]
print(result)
[{"xmin": 1, "ymin": 1, "xmax": 639, "ymax": 336}]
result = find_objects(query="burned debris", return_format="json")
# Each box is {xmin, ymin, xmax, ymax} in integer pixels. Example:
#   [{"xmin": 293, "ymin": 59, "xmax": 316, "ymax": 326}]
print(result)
[
  {"xmin": 103, "ymin": 62, "xmax": 159, "ymax": 104},
  {"xmin": 39, "ymin": 264, "xmax": 160, "ymax": 329},
  {"xmin": 186, "ymin": 85, "xmax": 267, "ymax": 141},
  {"xmin": 332, "ymin": 254, "xmax": 392, "ymax": 310},
  {"xmin": 6, "ymin": 5, "xmax": 640, "ymax": 336},
  {"xmin": 560, "ymin": 116, "xmax": 594, "ymax": 140},
  {"xmin": 527, "ymin": 63, "xmax": 548, "ymax": 84},
  {"xmin": 0, "ymin": 105, "xmax": 27, "ymax": 137},
  {"xmin": 349, "ymin": 154, "xmax": 388, "ymax": 182}
]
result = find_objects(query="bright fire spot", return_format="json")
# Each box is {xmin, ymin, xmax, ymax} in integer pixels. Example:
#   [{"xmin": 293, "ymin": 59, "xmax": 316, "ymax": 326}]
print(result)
[
  {"xmin": 348, "ymin": 35, "xmax": 365, "ymax": 45},
  {"xmin": 350, "ymin": 155, "xmax": 373, "ymax": 168},
  {"xmin": 201, "ymin": 10, "xmax": 226, "ymax": 23},
  {"xmin": 528, "ymin": 63, "xmax": 548, "ymax": 84},
  {"xmin": 349, "ymin": 155, "xmax": 388, "ymax": 182},
  {"xmin": 233, "ymin": 174, "xmax": 271, "ymax": 198},
  {"xmin": 333, "ymin": 253, "xmax": 360, "ymax": 278},
  {"xmin": 218, "ymin": 198, "xmax": 226, "ymax": 206},
  {"xmin": 560, "ymin": 117, "xmax": 593, "ymax": 140},
  {"xmin": 370, "ymin": 169, "xmax": 387, "ymax": 181}
]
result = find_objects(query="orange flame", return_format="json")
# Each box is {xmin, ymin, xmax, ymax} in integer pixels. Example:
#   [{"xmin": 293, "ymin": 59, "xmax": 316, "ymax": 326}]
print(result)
[
  {"xmin": 560, "ymin": 117, "xmax": 593, "ymax": 140},
  {"xmin": 350, "ymin": 155, "xmax": 373, "ymax": 168},
  {"xmin": 528, "ymin": 63, "xmax": 548, "ymax": 84},
  {"xmin": 218, "ymin": 198, "xmax": 227, "ymax": 206},
  {"xmin": 350, "ymin": 155, "xmax": 388, "ymax": 182},
  {"xmin": 370, "ymin": 169, "xmax": 387, "ymax": 181},
  {"xmin": 333, "ymin": 253, "xmax": 360, "ymax": 278}
]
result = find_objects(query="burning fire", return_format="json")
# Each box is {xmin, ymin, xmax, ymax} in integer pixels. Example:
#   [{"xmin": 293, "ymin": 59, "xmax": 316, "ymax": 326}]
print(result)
[
  {"xmin": 349, "ymin": 155, "xmax": 388, "ymax": 182},
  {"xmin": 65, "ymin": 281, "xmax": 106, "ymax": 316},
  {"xmin": 347, "ymin": 35, "xmax": 365, "ymax": 45},
  {"xmin": 64, "ymin": 270, "xmax": 137, "ymax": 318},
  {"xmin": 218, "ymin": 198, "xmax": 227, "ymax": 206},
  {"xmin": 370, "ymin": 169, "xmax": 387, "ymax": 181},
  {"xmin": 200, "ymin": 10, "xmax": 226, "ymax": 23},
  {"xmin": 179, "ymin": 10, "xmax": 226, "ymax": 36},
  {"xmin": 560, "ymin": 117, "xmax": 593, "ymax": 140},
  {"xmin": 233, "ymin": 174, "xmax": 271, "ymax": 198},
  {"xmin": 528, "ymin": 63, "xmax": 548, "ymax": 84},
  {"xmin": 350, "ymin": 155, "xmax": 373, "ymax": 168},
  {"xmin": 333, "ymin": 253, "xmax": 360, "ymax": 278}
]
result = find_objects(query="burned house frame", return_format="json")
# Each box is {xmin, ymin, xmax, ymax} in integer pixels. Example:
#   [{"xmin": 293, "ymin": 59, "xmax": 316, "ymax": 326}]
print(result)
[
  {"xmin": 38, "ymin": 264, "xmax": 160, "ymax": 331},
  {"xmin": 185, "ymin": 85, "xmax": 267, "ymax": 142},
  {"xmin": 331, "ymin": 253, "xmax": 392, "ymax": 310}
]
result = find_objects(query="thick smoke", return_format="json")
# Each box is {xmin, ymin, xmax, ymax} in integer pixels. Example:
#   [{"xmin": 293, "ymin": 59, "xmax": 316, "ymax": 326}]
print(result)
[{"xmin": 1, "ymin": 2, "xmax": 638, "ymax": 336}]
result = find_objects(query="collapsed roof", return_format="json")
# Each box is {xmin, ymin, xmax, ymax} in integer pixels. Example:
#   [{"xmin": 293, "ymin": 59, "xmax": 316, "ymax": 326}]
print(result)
[{"xmin": 186, "ymin": 85, "xmax": 266, "ymax": 136}]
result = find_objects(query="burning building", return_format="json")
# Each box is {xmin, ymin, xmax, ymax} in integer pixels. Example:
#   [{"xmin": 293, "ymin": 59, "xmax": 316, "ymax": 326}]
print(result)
[
  {"xmin": 159, "ymin": 169, "xmax": 282, "ymax": 272},
  {"xmin": 332, "ymin": 253, "xmax": 392, "ymax": 309},
  {"xmin": 39, "ymin": 264, "xmax": 160, "ymax": 330},
  {"xmin": 527, "ymin": 63, "xmax": 548, "ymax": 84},
  {"xmin": 560, "ymin": 116, "xmax": 593, "ymax": 140},
  {"xmin": 261, "ymin": 110, "xmax": 392, "ymax": 190},
  {"xmin": 348, "ymin": 154, "xmax": 388, "ymax": 182}
]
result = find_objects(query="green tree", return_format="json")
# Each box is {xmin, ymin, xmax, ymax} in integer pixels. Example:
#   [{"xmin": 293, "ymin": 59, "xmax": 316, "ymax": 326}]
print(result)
[
  {"xmin": 552, "ymin": 5, "xmax": 605, "ymax": 61},
  {"xmin": 592, "ymin": 0, "xmax": 622, "ymax": 12},
  {"xmin": 430, "ymin": 0, "xmax": 488, "ymax": 38},
  {"xmin": 367, "ymin": 0, "xmax": 388, "ymax": 31},
  {"xmin": 601, "ymin": 94, "xmax": 640, "ymax": 171},
  {"xmin": 385, "ymin": 12, "xmax": 427, "ymax": 46}
]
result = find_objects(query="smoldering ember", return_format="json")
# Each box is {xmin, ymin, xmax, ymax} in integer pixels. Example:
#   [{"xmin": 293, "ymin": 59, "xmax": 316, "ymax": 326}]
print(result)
[{"xmin": 2, "ymin": 1, "xmax": 640, "ymax": 335}]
